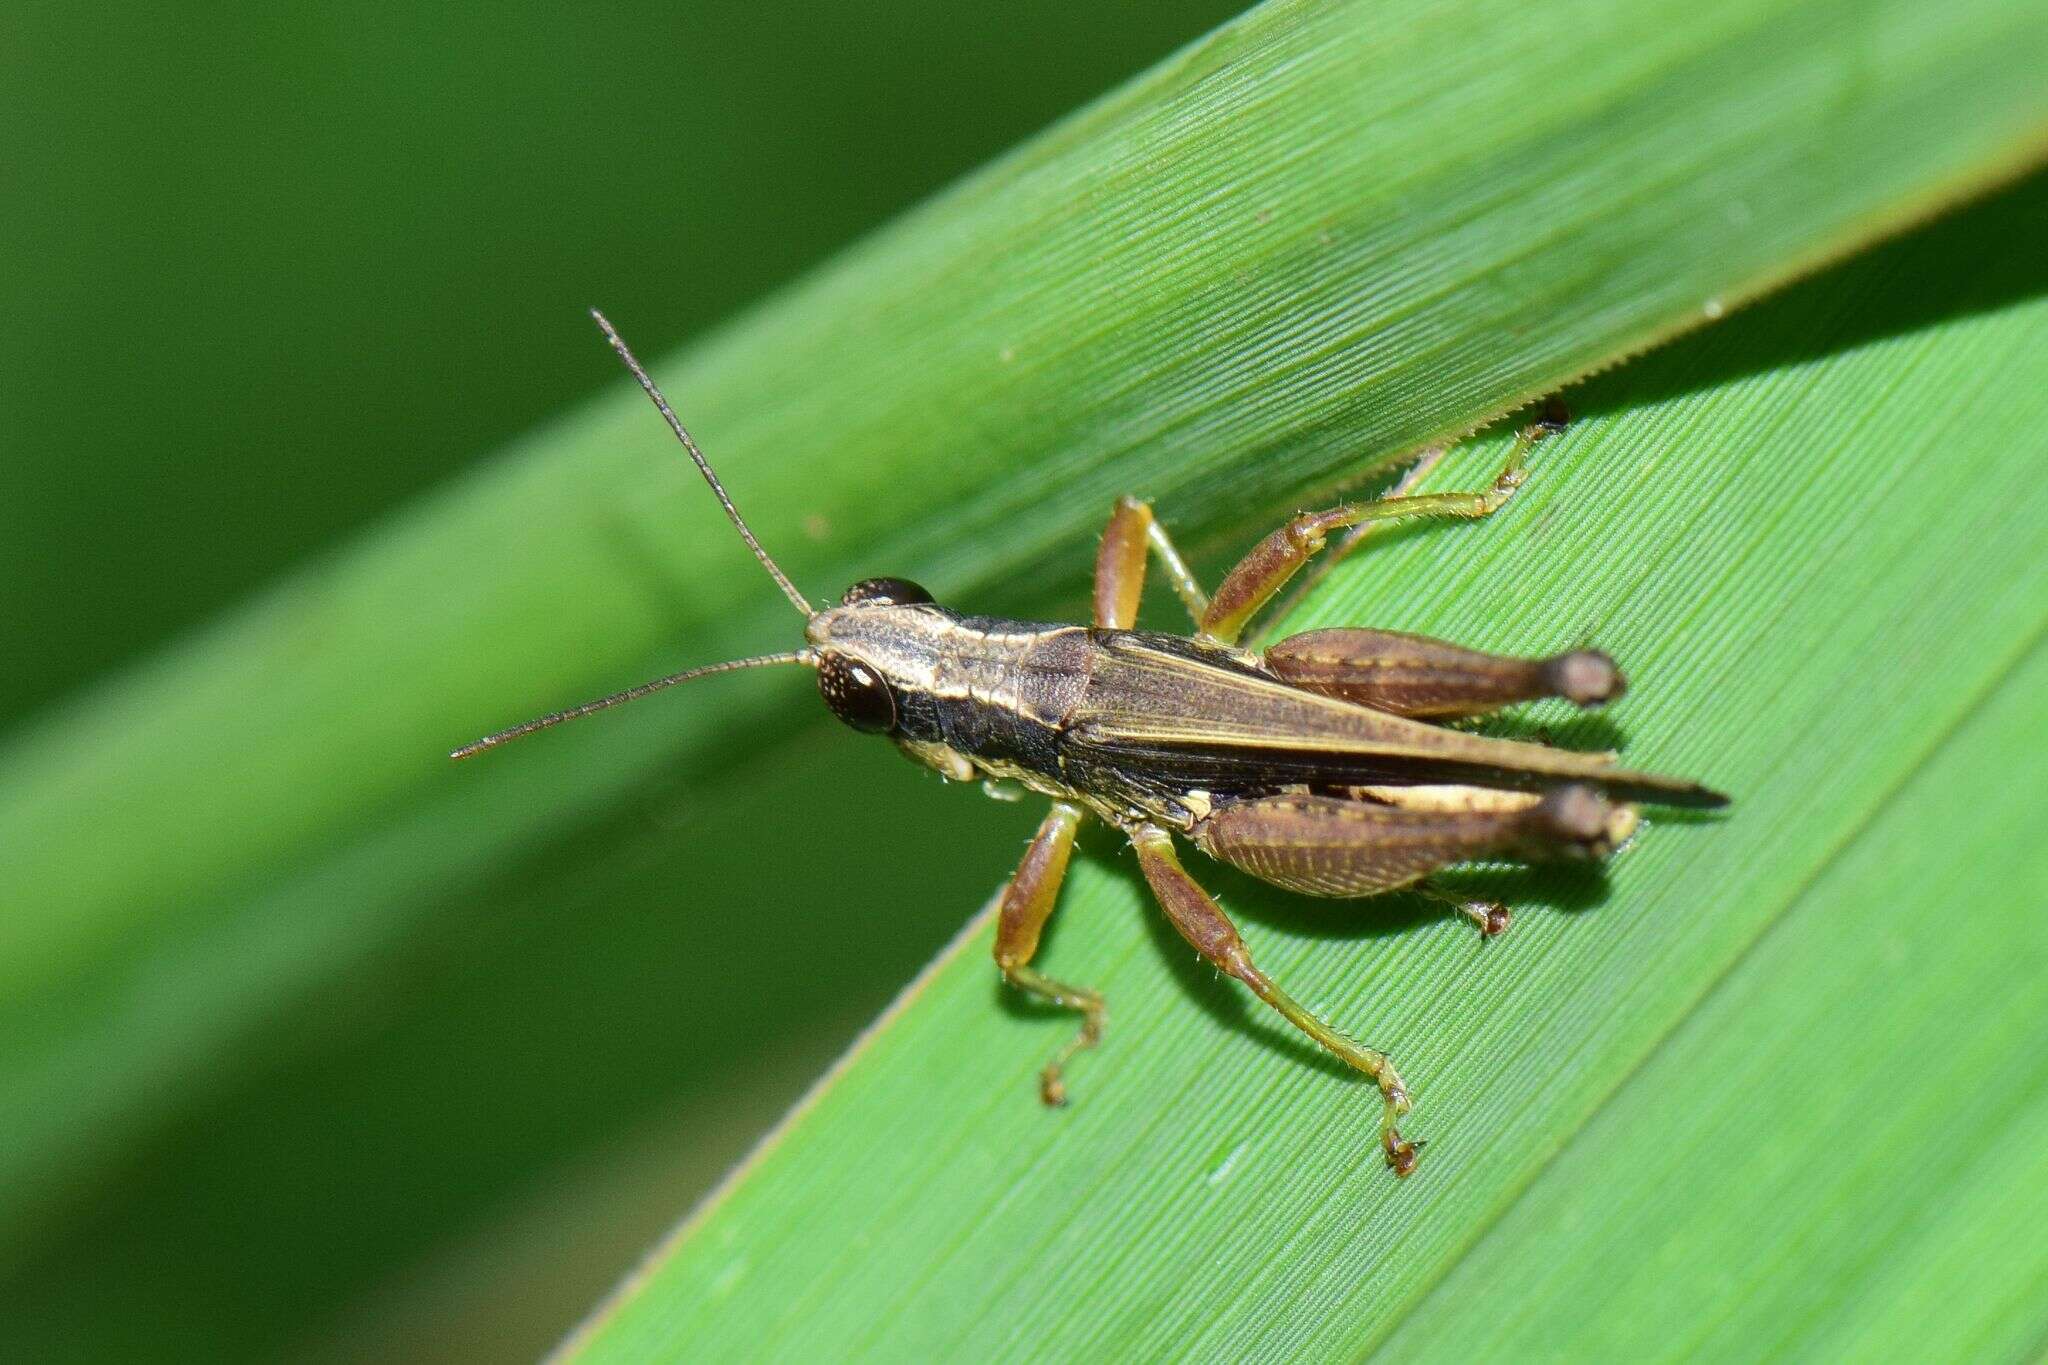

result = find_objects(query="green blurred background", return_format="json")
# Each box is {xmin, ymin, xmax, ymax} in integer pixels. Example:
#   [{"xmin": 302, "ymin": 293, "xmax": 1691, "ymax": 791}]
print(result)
[{"xmin": 2, "ymin": 3, "xmax": 1246, "ymax": 1359}]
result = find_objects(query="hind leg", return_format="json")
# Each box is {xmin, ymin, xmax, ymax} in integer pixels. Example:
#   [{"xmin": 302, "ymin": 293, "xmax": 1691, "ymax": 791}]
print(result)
[
  {"xmin": 1191, "ymin": 787, "xmax": 1628, "ymax": 898},
  {"xmin": 1190, "ymin": 786, "xmax": 1634, "ymax": 943},
  {"xmin": 1414, "ymin": 880, "xmax": 1513, "ymax": 939},
  {"xmin": 1262, "ymin": 628, "xmax": 1623, "ymax": 720}
]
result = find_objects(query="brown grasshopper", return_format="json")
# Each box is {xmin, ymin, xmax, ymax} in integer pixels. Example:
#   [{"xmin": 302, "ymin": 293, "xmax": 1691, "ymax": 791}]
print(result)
[{"xmin": 457, "ymin": 312, "xmax": 1727, "ymax": 1176}]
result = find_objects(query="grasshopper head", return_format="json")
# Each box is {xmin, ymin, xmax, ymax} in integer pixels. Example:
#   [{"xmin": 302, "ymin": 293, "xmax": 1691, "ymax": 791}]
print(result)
[{"xmin": 805, "ymin": 578, "xmax": 953, "ymax": 737}]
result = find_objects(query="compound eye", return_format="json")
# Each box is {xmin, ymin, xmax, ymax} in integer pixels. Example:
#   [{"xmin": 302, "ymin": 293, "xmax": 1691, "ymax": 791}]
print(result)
[
  {"xmin": 816, "ymin": 654, "xmax": 898, "ymax": 734},
  {"xmin": 841, "ymin": 576, "xmax": 933, "ymax": 607}
]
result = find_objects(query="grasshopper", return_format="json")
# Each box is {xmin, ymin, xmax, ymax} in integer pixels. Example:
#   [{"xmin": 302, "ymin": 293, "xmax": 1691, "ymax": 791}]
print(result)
[{"xmin": 457, "ymin": 312, "xmax": 1727, "ymax": 1176}]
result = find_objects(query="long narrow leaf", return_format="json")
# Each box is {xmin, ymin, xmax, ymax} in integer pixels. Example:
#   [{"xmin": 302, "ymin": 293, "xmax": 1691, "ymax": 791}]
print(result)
[
  {"xmin": 2, "ymin": 0, "xmax": 2045, "ymax": 1353},
  {"xmin": 566, "ymin": 183, "xmax": 2048, "ymax": 1357}
]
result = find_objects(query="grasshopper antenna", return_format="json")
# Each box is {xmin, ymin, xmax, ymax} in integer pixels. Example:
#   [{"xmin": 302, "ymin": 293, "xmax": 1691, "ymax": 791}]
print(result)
[
  {"xmin": 591, "ymin": 308, "xmax": 814, "ymax": 618},
  {"xmin": 451, "ymin": 651, "xmax": 816, "ymax": 759}
]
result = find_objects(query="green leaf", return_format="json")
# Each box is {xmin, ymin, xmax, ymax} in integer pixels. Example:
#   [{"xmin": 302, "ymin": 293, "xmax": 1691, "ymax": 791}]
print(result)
[
  {"xmin": 566, "ymin": 189, "xmax": 2048, "ymax": 1357},
  {"xmin": 1377, "ymin": 655, "xmax": 2048, "ymax": 1359},
  {"xmin": 1, "ymin": 0, "xmax": 2044, "ymax": 1354}
]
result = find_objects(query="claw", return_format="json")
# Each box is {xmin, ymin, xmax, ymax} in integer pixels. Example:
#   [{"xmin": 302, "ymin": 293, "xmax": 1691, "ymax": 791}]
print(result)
[
  {"xmin": 1456, "ymin": 898, "xmax": 1512, "ymax": 938},
  {"xmin": 1531, "ymin": 397, "xmax": 1571, "ymax": 437},
  {"xmin": 1039, "ymin": 1069, "xmax": 1068, "ymax": 1108},
  {"xmin": 1384, "ymin": 1129, "xmax": 1423, "ymax": 1177}
]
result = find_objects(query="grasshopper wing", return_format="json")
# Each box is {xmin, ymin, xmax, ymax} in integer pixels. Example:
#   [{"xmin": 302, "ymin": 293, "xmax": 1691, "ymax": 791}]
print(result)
[{"xmin": 1068, "ymin": 634, "xmax": 1726, "ymax": 809}]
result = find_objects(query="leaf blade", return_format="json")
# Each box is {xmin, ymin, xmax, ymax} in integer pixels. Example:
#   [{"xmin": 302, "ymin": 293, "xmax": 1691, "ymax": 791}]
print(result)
[
  {"xmin": 2, "ymin": 0, "xmax": 2046, "ymax": 1351},
  {"xmin": 566, "ymin": 178, "xmax": 2048, "ymax": 1357}
]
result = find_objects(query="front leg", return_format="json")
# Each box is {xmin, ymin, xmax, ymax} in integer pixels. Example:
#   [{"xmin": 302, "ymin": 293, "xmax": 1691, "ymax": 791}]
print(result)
[
  {"xmin": 994, "ymin": 801, "xmax": 1102, "ymax": 1105},
  {"xmin": 1128, "ymin": 824, "xmax": 1420, "ymax": 1176},
  {"xmin": 1093, "ymin": 495, "xmax": 1210, "ymax": 630}
]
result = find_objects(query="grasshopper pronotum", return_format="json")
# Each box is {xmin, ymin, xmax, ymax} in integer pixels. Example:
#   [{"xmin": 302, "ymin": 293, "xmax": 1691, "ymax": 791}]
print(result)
[{"xmin": 457, "ymin": 312, "xmax": 1728, "ymax": 1176}]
